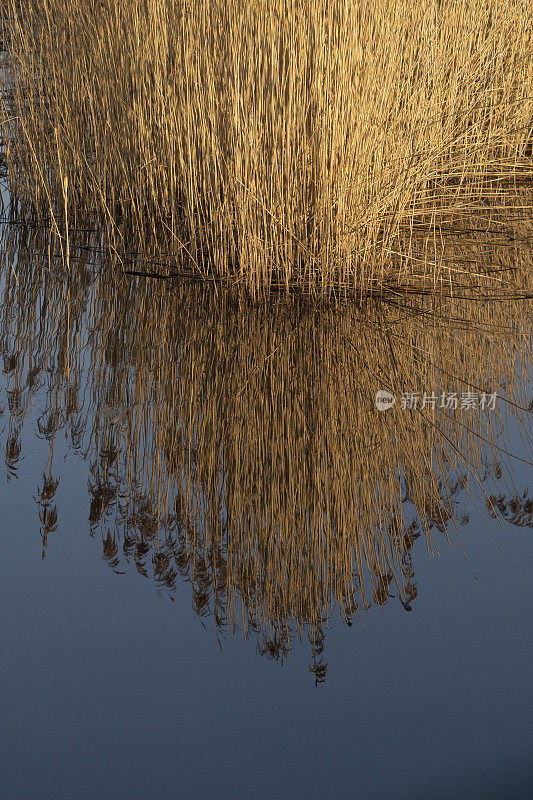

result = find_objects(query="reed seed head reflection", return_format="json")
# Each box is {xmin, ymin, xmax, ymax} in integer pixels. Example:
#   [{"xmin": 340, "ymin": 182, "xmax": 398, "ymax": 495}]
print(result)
[{"xmin": 0, "ymin": 222, "xmax": 531, "ymax": 677}]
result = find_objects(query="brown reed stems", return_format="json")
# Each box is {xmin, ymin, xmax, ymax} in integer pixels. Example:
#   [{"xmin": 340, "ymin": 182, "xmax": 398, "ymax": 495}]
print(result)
[{"xmin": 1, "ymin": 0, "xmax": 532, "ymax": 297}]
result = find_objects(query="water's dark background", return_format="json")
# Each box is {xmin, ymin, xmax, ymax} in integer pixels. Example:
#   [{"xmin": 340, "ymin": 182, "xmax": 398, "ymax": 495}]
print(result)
[
  {"xmin": 0, "ymin": 354, "xmax": 531, "ymax": 799},
  {"xmin": 0, "ymin": 237, "xmax": 532, "ymax": 798}
]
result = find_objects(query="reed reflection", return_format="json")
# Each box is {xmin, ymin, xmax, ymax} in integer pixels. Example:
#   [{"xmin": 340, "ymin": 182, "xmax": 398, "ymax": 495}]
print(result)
[{"xmin": 0, "ymin": 221, "xmax": 531, "ymax": 677}]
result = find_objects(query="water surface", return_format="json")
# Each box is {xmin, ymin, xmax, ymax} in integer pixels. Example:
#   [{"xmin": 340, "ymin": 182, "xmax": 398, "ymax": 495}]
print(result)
[{"xmin": 1, "ymin": 222, "xmax": 532, "ymax": 799}]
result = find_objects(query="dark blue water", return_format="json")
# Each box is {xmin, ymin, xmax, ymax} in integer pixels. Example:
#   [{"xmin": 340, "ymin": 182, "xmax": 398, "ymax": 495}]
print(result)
[
  {"xmin": 0, "ymin": 256, "xmax": 532, "ymax": 799},
  {"xmin": 2, "ymin": 437, "xmax": 533, "ymax": 799}
]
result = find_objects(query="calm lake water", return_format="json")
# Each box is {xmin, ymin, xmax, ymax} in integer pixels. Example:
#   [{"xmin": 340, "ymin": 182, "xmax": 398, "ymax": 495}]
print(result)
[{"xmin": 0, "ymin": 221, "xmax": 532, "ymax": 799}]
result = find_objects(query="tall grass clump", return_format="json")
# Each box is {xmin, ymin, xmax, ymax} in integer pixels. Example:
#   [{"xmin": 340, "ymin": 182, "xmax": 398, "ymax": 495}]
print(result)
[{"xmin": 1, "ymin": 0, "xmax": 532, "ymax": 297}]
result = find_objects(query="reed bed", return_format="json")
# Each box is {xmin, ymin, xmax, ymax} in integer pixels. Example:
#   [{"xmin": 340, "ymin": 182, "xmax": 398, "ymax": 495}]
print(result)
[
  {"xmin": 1, "ymin": 222, "xmax": 531, "ymax": 668},
  {"xmin": 1, "ymin": 0, "xmax": 532, "ymax": 297}
]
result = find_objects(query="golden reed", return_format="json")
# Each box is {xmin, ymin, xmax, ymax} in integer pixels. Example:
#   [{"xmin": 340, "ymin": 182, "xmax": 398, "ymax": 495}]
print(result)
[{"xmin": 1, "ymin": 0, "xmax": 532, "ymax": 297}]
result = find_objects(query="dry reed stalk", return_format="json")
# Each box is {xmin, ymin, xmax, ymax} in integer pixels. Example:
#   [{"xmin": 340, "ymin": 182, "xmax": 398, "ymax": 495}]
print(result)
[{"xmin": 0, "ymin": 0, "xmax": 532, "ymax": 297}]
